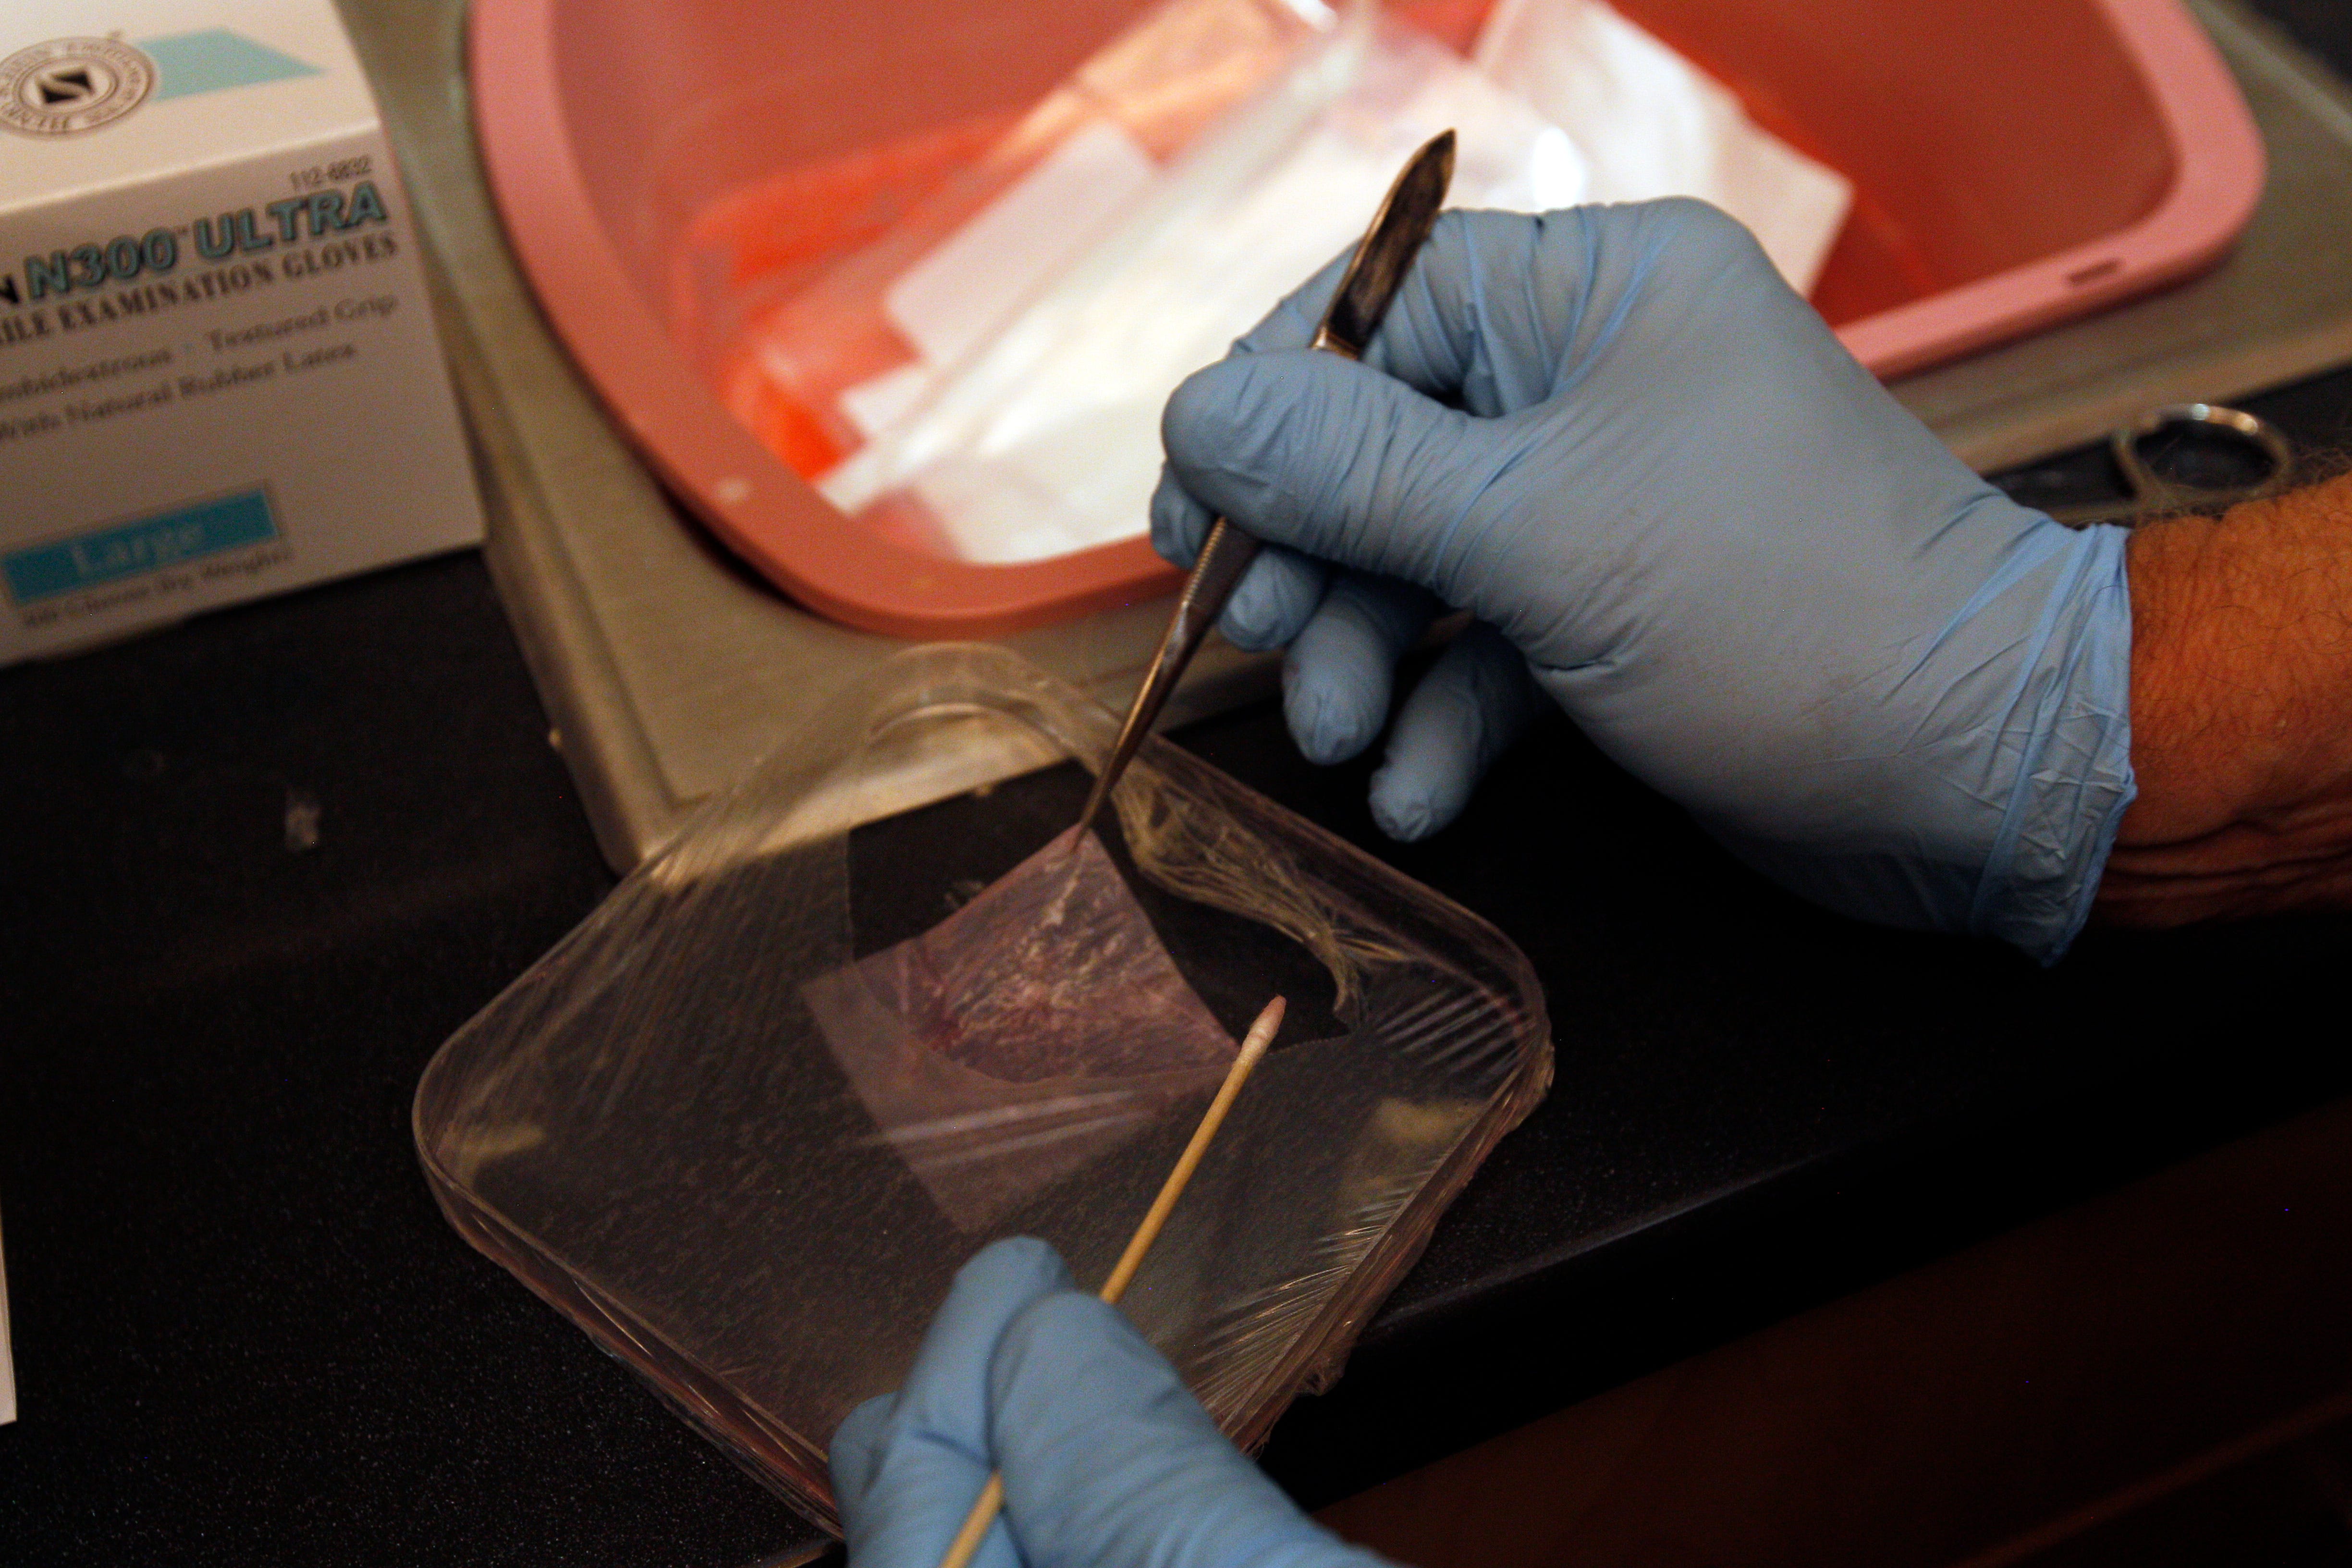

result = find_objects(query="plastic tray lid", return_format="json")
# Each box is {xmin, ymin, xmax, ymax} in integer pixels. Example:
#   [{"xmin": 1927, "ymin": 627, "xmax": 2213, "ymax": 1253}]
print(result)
[{"xmin": 413, "ymin": 643, "xmax": 1553, "ymax": 1530}]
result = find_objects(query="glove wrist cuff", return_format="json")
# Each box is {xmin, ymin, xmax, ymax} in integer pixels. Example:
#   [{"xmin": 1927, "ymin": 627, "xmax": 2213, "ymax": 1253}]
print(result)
[{"xmin": 1971, "ymin": 522, "xmax": 2137, "ymax": 964}]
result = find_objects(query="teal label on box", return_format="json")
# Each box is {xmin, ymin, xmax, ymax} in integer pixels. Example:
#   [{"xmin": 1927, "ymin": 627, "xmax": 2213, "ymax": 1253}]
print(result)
[
  {"xmin": 5, "ymin": 490, "xmax": 278, "ymax": 605},
  {"xmin": 142, "ymin": 29, "xmax": 322, "ymax": 101}
]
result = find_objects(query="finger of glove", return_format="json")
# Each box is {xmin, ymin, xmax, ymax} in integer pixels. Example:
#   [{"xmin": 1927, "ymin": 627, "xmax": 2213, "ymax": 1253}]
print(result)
[
  {"xmin": 988, "ymin": 1294, "xmax": 1366, "ymax": 1568},
  {"xmin": 840, "ymin": 1430, "xmax": 1018, "ymax": 1568},
  {"xmin": 1149, "ymin": 465, "xmax": 1216, "ymax": 567},
  {"xmin": 1222, "ymin": 543, "xmax": 1331, "ymax": 652},
  {"xmin": 831, "ymin": 1395, "xmax": 898, "ymax": 1517},
  {"xmin": 1163, "ymin": 349, "xmax": 1499, "ymax": 607},
  {"xmin": 894, "ymin": 1238, "xmax": 1072, "ymax": 1450},
  {"xmin": 1150, "ymin": 464, "xmax": 1332, "ymax": 651},
  {"xmin": 1283, "ymin": 572, "xmax": 1439, "ymax": 764},
  {"xmin": 834, "ymin": 1239, "xmax": 1074, "ymax": 1568},
  {"xmin": 1369, "ymin": 622, "xmax": 1546, "ymax": 843}
]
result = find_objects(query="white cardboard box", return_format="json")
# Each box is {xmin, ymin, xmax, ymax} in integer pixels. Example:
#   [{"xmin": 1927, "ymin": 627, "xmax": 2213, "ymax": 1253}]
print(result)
[{"xmin": 0, "ymin": 0, "xmax": 482, "ymax": 661}]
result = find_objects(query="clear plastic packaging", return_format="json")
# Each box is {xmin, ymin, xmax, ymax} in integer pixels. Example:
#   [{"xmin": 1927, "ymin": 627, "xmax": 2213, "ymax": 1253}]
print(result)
[
  {"xmin": 693, "ymin": 0, "xmax": 1340, "ymax": 487},
  {"xmin": 691, "ymin": 0, "xmax": 1847, "ymax": 571},
  {"xmin": 809, "ymin": 3, "xmax": 1581, "ymax": 564},
  {"xmin": 413, "ymin": 644, "xmax": 1552, "ymax": 1530},
  {"xmin": 818, "ymin": 7, "xmax": 1590, "ymax": 564}
]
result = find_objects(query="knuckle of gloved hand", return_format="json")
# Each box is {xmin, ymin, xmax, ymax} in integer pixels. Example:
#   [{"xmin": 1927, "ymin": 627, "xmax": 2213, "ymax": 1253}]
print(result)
[
  {"xmin": 1244, "ymin": 557, "xmax": 1324, "ymax": 644},
  {"xmin": 1165, "ymin": 356, "xmax": 1322, "ymax": 528},
  {"xmin": 996, "ymin": 1290, "xmax": 1132, "ymax": 1375},
  {"xmin": 1163, "ymin": 360, "xmax": 1256, "ymax": 473},
  {"xmin": 1149, "ymin": 472, "xmax": 1201, "ymax": 555},
  {"xmin": 830, "ymin": 1394, "xmax": 894, "ymax": 1470},
  {"xmin": 1440, "ymin": 207, "xmax": 1532, "ymax": 257},
  {"xmin": 958, "ymin": 1235, "xmax": 1070, "ymax": 1299},
  {"xmin": 1640, "ymin": 194, "xmax": 1748, "ymax": 247},
  {"xmin": 989, "ymin": 1292, "xmax": 1171, "ymax": 1434},
  {"xmin": 1639, "ymin": 197, "xmax": 1779, "ymax": 294}
]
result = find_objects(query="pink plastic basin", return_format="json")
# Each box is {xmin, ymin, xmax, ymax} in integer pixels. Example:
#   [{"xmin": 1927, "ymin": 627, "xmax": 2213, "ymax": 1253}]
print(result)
[{"xmin": 471, "ymin": 0, "xmax": 2265, "ymax": 637}]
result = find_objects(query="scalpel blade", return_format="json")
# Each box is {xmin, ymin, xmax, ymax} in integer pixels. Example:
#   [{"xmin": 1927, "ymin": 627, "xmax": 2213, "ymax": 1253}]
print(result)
[{"xmin": 1075, "ymin": 130, "xmax": 1457, "ymax": 838}]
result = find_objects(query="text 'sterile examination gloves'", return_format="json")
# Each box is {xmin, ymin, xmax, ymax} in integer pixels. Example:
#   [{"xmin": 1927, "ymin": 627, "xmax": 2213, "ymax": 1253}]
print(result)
[
  {"xmin": 833, "ymin": 1238, "xmax": 1388, "ymax": 1568},
  {"xmin": 1152, "ymin": 201, "xmax": 2136, "ymax": 963}
]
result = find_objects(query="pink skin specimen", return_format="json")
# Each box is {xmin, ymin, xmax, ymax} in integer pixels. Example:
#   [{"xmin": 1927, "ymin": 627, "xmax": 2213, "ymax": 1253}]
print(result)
[{"xmin": 804, "ymin": 829, "xmax": 1236, "ymax": 1228}]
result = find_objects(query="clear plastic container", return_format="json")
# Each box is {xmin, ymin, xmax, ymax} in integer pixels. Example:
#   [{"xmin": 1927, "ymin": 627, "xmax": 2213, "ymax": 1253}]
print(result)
[{"xmin": 412, "ymin": 644, "xmax": 1553, "ymax": 1530}]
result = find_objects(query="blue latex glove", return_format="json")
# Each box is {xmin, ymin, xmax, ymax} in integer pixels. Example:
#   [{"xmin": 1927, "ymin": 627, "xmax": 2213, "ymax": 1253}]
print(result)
[
  {"xmin": 833, "ymin": 1238, "xmax": 1385, "ymax": 1568},
  {"xmin": 1152, "ymin": 200, "xmax": 2135, "ymax": 962}
]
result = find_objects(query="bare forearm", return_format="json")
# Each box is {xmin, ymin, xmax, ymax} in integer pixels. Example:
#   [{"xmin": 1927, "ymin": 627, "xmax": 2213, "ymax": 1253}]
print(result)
[{"xmin": 2095, "ymin": 472, "xmax": 2352, "ymax": 924}]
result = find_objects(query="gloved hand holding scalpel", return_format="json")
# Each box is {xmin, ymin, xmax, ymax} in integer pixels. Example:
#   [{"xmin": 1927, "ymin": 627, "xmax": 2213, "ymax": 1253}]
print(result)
[
  {"xmin": 1154, "ymin": 199, "xmax": 2133, "ymax": 963},
  {"xmin": 1155, "ymin": 197, "xmax": 2352, "ymax": 955}
]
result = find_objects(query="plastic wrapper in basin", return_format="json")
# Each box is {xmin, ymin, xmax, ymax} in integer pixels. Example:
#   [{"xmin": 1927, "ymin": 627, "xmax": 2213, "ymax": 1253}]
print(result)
[{"xmin": 411, "ymin": 644, "xmax": 1554, "ymax": 1530}]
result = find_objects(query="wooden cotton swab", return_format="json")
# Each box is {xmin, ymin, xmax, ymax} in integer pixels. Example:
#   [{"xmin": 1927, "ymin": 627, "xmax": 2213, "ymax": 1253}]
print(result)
[{"xmin": 931, "ymin": 994, "xmax": 1288, "ymax": 1568}]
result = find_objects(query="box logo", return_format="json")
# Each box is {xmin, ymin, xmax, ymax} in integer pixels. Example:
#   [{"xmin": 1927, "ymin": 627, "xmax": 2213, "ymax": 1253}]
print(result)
[
  {"xmin": 3, "ymin": 490, "xmax": 279, "ymax": 605},
  {"xmin": 0, "ymin": 37, "xmax": 156, "ymax": 136}
]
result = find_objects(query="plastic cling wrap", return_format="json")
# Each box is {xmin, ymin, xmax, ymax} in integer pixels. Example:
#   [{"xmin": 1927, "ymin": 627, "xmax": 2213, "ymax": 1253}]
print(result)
[
  {"xmin": 412, "ymin": 645, "xmax": 1551, "ymax": 1531},
  {"xmin": 803, "ymin": 829, "xmax": 1240, "ymax": 1231}
]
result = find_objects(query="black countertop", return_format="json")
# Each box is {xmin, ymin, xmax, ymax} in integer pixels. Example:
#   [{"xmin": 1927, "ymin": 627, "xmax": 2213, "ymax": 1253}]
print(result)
[{"xmin": 10, "ymin": 8, "xmax": 2352, "ymax": 1561}]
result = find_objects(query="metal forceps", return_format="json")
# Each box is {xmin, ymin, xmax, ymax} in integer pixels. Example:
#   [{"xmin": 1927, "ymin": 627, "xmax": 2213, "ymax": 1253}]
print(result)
[
  {"xmin": 2042, "ymin": 402, "xmax": 2296, "ymax": 527},
  {"xmin": 1072, "ymin": 129, "xmax": 1459, "ymax": 838}
]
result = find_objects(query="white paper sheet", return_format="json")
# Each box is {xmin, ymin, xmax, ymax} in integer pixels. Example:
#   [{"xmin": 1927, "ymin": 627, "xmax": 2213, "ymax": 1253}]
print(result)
[{"xmin": 1472, "ymin": 0, "xmax": 1850, "ymax": 293}]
